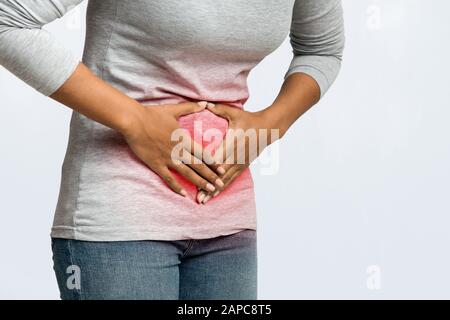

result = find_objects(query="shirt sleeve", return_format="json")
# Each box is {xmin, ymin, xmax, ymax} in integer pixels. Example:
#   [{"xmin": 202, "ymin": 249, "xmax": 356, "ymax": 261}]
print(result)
[
  {"xmin": 285, "ymin": 0, "xmax": 345, "ymax": 98},
  {"xmin": 0, "ymin": 0, "xmax": 84, "ymax": 96}
]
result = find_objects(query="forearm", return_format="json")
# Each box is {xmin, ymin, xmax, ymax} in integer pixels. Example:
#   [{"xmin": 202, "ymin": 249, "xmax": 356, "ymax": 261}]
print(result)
[
  {"xmin": 50, "ymin": 63, "xmax": 143, "ymax": 135},
  {"xmin": 262, "ymin": 72, "xmax": 321, "ymax": 138},
  {"xmin": 0, "ymin": 0, "xmax": 141, "ymax": 136}
]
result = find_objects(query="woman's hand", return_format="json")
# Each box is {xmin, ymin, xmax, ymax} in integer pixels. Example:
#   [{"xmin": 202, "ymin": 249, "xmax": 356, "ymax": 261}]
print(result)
[
  {"xmin": 122, "ymin": 101, "xmax": 225, "ymax": 197},
  {"xmin": 49, "ymin": 65, "xmax": 225, "ymax": 198},
  {"xmin": 196, "ymin": 104, "xmax": 281, "ymax": 204}
]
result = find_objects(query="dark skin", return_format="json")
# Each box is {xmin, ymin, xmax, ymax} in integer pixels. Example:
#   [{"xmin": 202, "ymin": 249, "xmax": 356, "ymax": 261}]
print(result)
[{"xmin": 50, "ymin": 63, "xmax": 320, "ymax": 203}]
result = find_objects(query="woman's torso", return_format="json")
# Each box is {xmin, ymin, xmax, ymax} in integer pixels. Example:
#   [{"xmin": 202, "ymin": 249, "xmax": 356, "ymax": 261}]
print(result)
[{"xmin": 52, "ymin": 0, "xmax": 295, "ymax": 241}]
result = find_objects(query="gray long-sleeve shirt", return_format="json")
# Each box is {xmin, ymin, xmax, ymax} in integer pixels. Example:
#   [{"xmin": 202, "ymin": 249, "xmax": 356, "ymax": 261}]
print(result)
[{"xmin": 0, "ymin": 0, "xmax": 345, "ymax": 241}]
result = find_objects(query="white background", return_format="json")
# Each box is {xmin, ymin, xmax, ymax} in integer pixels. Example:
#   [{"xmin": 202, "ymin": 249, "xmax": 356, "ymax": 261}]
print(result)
[{"xmin": 1, "ymin": 0, "xmax": 449, "ymax": 299}]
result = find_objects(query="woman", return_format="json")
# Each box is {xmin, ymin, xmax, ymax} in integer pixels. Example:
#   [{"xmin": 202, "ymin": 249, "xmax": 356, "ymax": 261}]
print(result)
[{"xmin": 0, "ymin": 0, "xmax": 344, "ymax": 300}]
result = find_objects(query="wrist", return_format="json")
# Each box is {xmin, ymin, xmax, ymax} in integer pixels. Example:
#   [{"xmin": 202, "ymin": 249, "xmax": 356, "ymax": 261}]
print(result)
[
  {"xmin": 259, "ymin": 104, "xmax": 290, "ymax": 139},
  {"xmin": 116, "ymin": 102, "xmax": 146, "ymax": 139}
]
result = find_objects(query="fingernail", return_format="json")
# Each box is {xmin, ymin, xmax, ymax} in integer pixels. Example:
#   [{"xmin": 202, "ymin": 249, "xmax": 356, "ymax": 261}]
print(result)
[
  {"xmin": 213, "ymin": 190, "xmax": 220, "ymax": 198},
  {"xmin": 207, "ymin": 102, "xmax": 215, "ymax": 108},
  {"xmin": 198, "ymin": 101, "xmax": 208, "ymax": 108},
  {"xmin": 217, "ymin": 167, "xmax": 226, "ymax": 175},
  {"xmin": 203, "ymin": 195, "xmax": 211, "ymax": 204},
  {"xmin": 197, "ymin": 192, "xmax": 206, "ymax": 203},
  {"xmin": 215, "ymin": 178, "xmax": 224, "ymax": 188},
  {"xmin": 206, "ymin": 183, "xmax": 216, "ymax": 192},
  {"xmin": 180, "ymin": 189, "xmax": 187, "ymax": 197}
]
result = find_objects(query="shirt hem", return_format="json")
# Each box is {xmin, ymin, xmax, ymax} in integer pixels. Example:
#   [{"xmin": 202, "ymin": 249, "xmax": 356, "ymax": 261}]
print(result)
[{"xmin": 50, "ymin": 223, "xmax": 257, "ymax": 242}]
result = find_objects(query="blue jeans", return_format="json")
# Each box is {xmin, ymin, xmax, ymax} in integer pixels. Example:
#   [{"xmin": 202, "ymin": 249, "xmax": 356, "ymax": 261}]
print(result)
[{"xmin": 51, "ymin": 229, "xmax": 257, "ymax": 300}]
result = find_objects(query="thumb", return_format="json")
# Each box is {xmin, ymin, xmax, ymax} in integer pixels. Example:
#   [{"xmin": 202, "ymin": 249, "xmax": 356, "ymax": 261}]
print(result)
[
  {"xmin": 173, "ymin": 101, "xmax": 207, "ymax": 118},
  {"xmin": 206, "ymin": 103, "xmax": 235, "ymax": 120}
]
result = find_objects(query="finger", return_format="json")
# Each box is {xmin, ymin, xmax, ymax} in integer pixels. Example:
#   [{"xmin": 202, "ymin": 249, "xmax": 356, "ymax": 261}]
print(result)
[
  {"xmin": 197, "ymin": 190, "xmax": 207, "ymax": 204},
  {"xmin": 171, "ymin": 102, "xmax": 207, "ymax": 118},
  {"xmin": 202, "ymin": 194, "xmax": 212, "ymax": 204},
  {"xmin": 172, "ymin": 163, "xmax": 217, "ymax": 193},
  {"xmin": 183, "ymin": 135, "xmax": 226, "ymax": 176},
  {"xmin": 157, "ymin": 167, "xmax": 187, "ymax": 197},
  {"xmin": 203, "ymin": 168, "xmax": 243, "ymax": 204},
  {"xmin": 217, "ymin": 164, "xmax": 242, "ymax": 187},
  {"xmin": 199, "ymin": 164, "xmax": 240, "ymax": 203},
  {"xmin": 203, "ymin": 132, "xmax": 252, "ymax": 203},
  {"xmin": 179, "ymin": 150, "xmax": 225, "ymax": 189},
  {"xmin": 187, "ymin": 138, "xmax": 216, "ymax": 167},
  {"xmin": 213, "ymin": 129, "xmax": 244, "ymax": 169},
  {"xmin": 206, "ymin": 103, "xmax": 237, "ymax": 120}
]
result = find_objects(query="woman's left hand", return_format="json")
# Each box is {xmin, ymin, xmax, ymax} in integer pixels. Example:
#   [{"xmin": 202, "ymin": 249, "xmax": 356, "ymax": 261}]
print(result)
[{"xmin": 197, "ymin": 103, "xmax": 281, "ymax": 204}]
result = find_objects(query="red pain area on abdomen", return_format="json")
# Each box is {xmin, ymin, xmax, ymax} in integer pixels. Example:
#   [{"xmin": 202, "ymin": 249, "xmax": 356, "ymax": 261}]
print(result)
[
  {"xmin": 178, "ymin": 108, "xmax": 229, "ymax": 149},
  {"xmin": 174, "ymin": 108, "xmax": 252, "ymax": 196}
]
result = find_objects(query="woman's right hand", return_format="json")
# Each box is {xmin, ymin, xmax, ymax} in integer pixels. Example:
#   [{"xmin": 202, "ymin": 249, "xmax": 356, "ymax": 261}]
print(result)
[
  {"xmin": 48, "ymin": 64, "xmax": 223, "ymax": 197},
  {"xmin": 121, "ymin": 101, "xmax": 225, "ymax": 197}
]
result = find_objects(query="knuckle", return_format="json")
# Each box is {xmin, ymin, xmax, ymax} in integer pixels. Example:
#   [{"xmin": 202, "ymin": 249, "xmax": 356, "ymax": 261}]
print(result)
[
  {"xmin": 199, "ymin": 166, "xmax": 216, "ymax": 182},
  {"xmin": 198, "ymin": 179, "xmax": 208, "ymax": 188},
  {"xmin": 164, "ymin": 175, "xmax": 174, "ymax": 184},
  {"xmin": 208, "ymin": 173, "xmax": 218, "ymax": 182}
]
